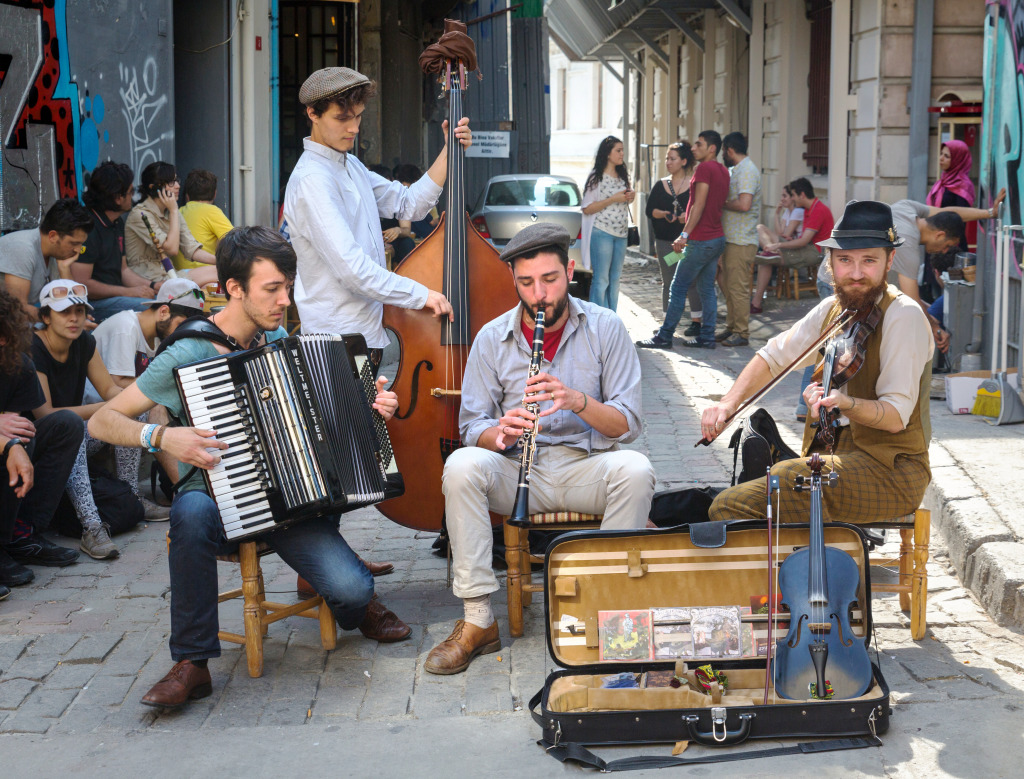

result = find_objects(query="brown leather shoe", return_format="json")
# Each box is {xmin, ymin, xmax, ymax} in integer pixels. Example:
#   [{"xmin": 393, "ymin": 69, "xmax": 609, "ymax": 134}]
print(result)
[
  {"xmin": 141, "ymin": 660, "xmax": 212, "ymax": 708},
  {"xmin": 358, "ymin": 594, "xmax": 412, "ymax": 642},
  {"xmin": 296, "ymin": 557, "xmax": 394, "ymax": 599},
  {"xmin": 424, "ymin": 620, "xmax": 501, "ymax": 675}
]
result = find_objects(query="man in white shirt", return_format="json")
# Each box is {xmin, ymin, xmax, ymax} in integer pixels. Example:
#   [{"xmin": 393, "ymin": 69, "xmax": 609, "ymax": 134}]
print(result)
[{"xmin": 284, "ymin": 67, "xmax": 471, "ymax": 356}]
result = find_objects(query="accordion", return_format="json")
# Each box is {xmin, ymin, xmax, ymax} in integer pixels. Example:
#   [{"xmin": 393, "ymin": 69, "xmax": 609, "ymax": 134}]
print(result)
[{"xmin": 173, "ymin": 333, "xmax": 403, "ymax": 540}]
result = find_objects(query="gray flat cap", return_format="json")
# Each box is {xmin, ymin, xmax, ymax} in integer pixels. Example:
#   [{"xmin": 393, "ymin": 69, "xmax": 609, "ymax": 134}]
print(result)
[
  {"xmin": 299, "ymin": 67, "xmax": 370, "ymax": 105},
  {"xmin": 498, "ymin": 222, "xmax": 571, "ymax": 264}
]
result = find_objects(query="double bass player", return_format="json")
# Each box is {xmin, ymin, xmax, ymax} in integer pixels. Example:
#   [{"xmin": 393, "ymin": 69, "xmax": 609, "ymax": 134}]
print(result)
[{"xmin": 425, "ymin": 223, "xmax": 655, "ymax": 675}]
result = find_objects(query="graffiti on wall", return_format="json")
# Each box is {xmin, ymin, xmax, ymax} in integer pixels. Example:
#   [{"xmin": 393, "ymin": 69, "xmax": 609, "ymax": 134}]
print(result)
[
  {"xmin": 984, "ymin": 0, "xmax": 1024, "ymax": 276},
  {"xmin": 1, "ymin": 0, "xmax": 174, "ymax": 231},
  {"xmin": 0, "ymin": 0, "xmax": 79, "ymax": 230}
]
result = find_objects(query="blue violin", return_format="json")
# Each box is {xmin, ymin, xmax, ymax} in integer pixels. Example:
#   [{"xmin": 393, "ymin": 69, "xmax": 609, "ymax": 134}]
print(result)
[{"xmin": 771, "ymin": 453, "xmax": 873, "ymax": 700}]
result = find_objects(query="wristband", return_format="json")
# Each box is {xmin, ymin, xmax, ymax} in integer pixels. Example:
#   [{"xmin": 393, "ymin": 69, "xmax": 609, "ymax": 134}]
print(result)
[
  {"xmin": 149, "ymin": 280, "xmax": 156, "ymax": 290},
  {"xmin": 3, "ymin": 437, "xmax": 24, "ymax": 458},
  {"xmin": 140, "ymin": 423, "xmax": 159, "ymax": 452},
  {"xmin": 679, "ymin": 232, "xmax": 689, "ymax": 240},
  {"xmin": 576, "ymin": 393, "xmax": 588, "ymax": 415},
  {"xmin": 150, "ymin": 425, "xmax": 167, "ymax": 452}
]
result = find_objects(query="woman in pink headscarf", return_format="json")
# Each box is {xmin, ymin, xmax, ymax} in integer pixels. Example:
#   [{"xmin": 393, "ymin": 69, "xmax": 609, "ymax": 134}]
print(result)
[{"xmin": 927, "ymin": 140, "xmax": 976, "ymax": 250}]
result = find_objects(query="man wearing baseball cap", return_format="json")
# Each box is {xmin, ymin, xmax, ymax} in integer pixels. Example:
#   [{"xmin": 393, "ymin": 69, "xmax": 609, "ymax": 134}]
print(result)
[
  {"xmin": 424, "ymin": 223, "xmax": 654, "ymax": 674},
  {"xmin": 91, "ymin": 278, "xmax": 207, "ymax": 512},
  {"xmin": 282, "ymin": 66, "xmax": 471, "ymax": 356},
  {"xmin": 700, "ymin": 200, "xmax": 934, "ymax": 525}
]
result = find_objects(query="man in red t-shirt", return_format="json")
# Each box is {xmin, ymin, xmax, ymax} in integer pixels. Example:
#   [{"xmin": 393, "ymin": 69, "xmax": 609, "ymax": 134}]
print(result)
[
  {"xmin": 636, "ymin": 130, "xmax": 730, "ymax": 350},
  {"xmin": 751, "ymin": 177, "xmax": 832, "ymax": 313}
]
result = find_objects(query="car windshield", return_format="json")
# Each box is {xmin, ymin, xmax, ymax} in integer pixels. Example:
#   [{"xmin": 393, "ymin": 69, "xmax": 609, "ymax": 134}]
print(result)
[{"xmin": 485, "ymin": 177, "xmax": 581, "ymax": 207}]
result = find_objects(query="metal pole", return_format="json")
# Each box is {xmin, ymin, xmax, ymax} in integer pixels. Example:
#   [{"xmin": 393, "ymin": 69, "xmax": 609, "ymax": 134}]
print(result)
[{"xmin": 907, "ymin": 0, "xmax": 934, "ymax": 202}]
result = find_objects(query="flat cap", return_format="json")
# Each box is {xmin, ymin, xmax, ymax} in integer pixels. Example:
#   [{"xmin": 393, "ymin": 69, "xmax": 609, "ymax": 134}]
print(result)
[
  {"xmin": 298, "ymin": 67, "xmax": 370, "ymax": 106},
  {"xmin": 498, "ymin": 222, "xmax": 571, "ymax": 264}
]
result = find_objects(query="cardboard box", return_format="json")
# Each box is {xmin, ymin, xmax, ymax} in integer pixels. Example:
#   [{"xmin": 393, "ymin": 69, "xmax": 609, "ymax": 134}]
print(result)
[{"xmin": 944, "ymin": 369, "xmax": 1020, "ymax": 415}]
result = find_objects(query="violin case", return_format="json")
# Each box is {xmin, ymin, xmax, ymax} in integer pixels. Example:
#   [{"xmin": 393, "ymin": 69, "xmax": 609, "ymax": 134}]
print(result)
[{"xmin": 528, "ymin": 520, "xmax": 890, "ymax": 768}]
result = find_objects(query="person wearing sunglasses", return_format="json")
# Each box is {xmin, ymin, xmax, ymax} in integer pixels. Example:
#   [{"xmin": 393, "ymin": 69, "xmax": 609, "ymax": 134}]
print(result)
[
  {"xmin": 28, "ymin": 280, "xmax": 151, "ymax": 560},
  {"xmin": 124, "ymin": 162, "xmax": 220, "ymax": 289},
  {"xmin": 0, "ymin": 198, "xmax": 94, "ymax": 324}
]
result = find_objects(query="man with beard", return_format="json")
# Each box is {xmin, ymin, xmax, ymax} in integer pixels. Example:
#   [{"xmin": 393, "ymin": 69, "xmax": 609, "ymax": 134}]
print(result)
[
  {"xmin": 89, "ymin": 227, "xmax": 412, "ymax": 708},
  {"xmin": 424, "ymin": 223, "xmax": 655, "ymax": 675},
  {"xmin": 702, "ymin": 201, "xmax": 933, "ymax": 524}
]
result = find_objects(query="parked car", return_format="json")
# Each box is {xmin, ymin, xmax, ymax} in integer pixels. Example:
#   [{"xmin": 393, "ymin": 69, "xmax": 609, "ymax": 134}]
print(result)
[
  {"xmin": 471, "ymin": 174, "xmax": 590, "ymax": 298},
  {"xmin": 471, "ymin": 174, "xmax": 584, "ymax": 261}
]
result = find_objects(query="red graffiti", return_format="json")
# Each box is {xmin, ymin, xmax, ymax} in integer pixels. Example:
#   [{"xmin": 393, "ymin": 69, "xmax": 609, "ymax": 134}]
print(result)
[{"xmin": 3, "ymin": 0, "xmax": 77, "ymax": 197}]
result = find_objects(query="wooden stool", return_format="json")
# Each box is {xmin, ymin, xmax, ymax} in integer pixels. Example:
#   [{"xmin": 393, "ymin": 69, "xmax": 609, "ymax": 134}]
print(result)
[
  {"xmin": 862, "ymin": 508, "xmax": 930, "ymax": 640},
  {"xmin": 775, "ymin": 262, "xmax": 821, "ymax": 300},
  {"xmin": 503, "ymin": 512, "xmax": 603, "ymax": 638},
  {"xmin": 217, "ymin": 540, "xmax": 337, "ymax": 677}
]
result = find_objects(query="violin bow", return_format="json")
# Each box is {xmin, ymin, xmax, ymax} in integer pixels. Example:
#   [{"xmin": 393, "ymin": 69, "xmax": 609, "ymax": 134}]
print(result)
[{"xmin": 694, "ymin": 309, "xmax": 855, "ymax": 448}]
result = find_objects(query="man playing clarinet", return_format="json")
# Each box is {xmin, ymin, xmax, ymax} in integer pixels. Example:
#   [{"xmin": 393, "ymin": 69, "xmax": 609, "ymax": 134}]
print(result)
[
  {"xmin": 702, "ymin": 200, "xmax": 934, "ymax": 524},
  {"xmin": 425, "ymin": 223, "xmax": 655, "ymax": 675},
  {"xmin": 89, "ymin": 227, "xmax": 412, "ymax": 709}
]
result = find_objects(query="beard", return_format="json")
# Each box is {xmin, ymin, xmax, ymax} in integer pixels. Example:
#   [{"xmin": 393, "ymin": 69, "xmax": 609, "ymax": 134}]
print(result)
[
  {"xmin": 518, "ymin": 292, "xmax": 568, "ymax": 327},
  {"xmin": 155, "ymin": 316, "xmax": 174, "ymax": 341},
  {"xmin": 834, "ymin": 274, "xmax": 888, "ymax": 312}
]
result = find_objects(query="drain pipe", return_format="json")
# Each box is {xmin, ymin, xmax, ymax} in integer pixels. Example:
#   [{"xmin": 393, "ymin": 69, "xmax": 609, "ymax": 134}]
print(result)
[{"xmin": 965, "ymin": 4, "xmax": 1002, "ymax": 368}]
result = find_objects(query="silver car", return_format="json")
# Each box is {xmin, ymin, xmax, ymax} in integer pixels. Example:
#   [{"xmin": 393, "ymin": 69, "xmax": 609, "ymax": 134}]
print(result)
[{"xmin": 471, "ymin": 174, "xmax": 583, "ymax": 263}]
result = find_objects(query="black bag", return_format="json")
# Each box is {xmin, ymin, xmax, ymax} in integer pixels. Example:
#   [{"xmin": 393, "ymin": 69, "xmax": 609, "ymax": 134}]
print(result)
[
  {"xmin": 53, "ymin": 465, "xmax": 144, "ymax": 538},
  {"xmin": 626, "ymin": 225, "xmax": 640, "ymax": 247},
  {"xmin": 648, "ymin": 486, "xmax": 722, "ymax": 527},
  {"xmin": 728, "ymin": 408, "xmax": 800, "ymax": 486}
]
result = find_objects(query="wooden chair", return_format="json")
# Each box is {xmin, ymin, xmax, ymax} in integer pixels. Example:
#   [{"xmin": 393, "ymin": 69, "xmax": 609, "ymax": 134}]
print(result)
[
  {"xmin": 503, "ymin": 512, "xmax": 603, "ymax": 638},
  {"xmin": 216, "ymin": 540, "xmax": 337, "ymax": 678},
  {"xmin": 862, "ymin": 508, "xmax": 930, "ymax": 640}
]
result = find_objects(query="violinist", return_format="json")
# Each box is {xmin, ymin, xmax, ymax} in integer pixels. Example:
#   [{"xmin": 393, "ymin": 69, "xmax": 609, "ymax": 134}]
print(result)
[{"xmin": 702, "ymin": 201, "xmax": 934, "ymax": 524}]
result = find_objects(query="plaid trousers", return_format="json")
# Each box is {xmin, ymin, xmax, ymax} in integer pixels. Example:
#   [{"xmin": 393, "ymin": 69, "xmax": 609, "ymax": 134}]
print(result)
[{"xmin": 709, "ymin": 428, "xmax": 931, "ymax": 524}]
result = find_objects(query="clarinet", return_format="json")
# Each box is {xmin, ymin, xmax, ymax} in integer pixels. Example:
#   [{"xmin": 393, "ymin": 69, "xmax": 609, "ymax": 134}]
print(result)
[{"xmin": 507, "ymin": 309, "xmax": 545, "ymax": 527}]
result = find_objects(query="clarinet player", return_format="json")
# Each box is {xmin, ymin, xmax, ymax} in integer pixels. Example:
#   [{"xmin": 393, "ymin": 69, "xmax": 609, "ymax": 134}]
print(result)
[{"xmin": 425, "ymin": 223, "xmax": 655, "ymax": 675}]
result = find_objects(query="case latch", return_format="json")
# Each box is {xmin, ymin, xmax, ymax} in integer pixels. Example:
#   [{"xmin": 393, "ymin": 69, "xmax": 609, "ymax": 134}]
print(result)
[
  {"xmin": 626, "ymin": 549, "xmax": 647, "ymax": 578},
  {"xmin": 710, "ymin": 707, "xmax": 727, "ymax": 742}
]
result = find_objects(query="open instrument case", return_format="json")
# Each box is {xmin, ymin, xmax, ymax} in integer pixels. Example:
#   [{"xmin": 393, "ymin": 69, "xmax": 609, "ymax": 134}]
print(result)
[{"xmin": 528, "ymin": 521, "xmax": 890, "ymax": 760}]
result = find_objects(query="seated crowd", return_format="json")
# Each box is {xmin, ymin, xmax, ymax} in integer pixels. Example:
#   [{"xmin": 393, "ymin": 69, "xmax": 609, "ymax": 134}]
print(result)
[{"xmin": 0, "ymin": 159, "xmax": 233, "ymax": 599}]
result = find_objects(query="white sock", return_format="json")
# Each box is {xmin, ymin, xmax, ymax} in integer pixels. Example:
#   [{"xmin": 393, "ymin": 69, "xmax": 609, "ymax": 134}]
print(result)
[
  {"xmin": 691, "ymin": 310, "xmax": 702, "ymax": 320},
  {"xmin": 463, "ymin": 595, "xmax": 494, "ymax": 629}
]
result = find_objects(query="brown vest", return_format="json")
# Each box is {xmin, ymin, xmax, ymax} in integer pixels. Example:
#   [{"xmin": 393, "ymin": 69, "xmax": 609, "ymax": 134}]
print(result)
[{"xmin": 801, "ymin": 287, "xmax": 930, "ymax": 468}]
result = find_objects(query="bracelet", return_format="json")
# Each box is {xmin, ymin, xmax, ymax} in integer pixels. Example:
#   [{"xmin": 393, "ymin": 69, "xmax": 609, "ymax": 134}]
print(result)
[
  {"xmin": 576, "ymin": 393, "xmax": 588, "ymax": 415},
  {"xmin": 679, "ymin": 231, "xmax": 689, "ymax": 240},
  {"xmin": 140, "ymin": 423, "xmax": 159, "ymax": 452},
  {"xmin": 150, "ymin": 425, "xmax": 167, "ymax": 452},
  {"xmin": 149, "ymin": 280, "xmax": 156, "ymax": 290}
]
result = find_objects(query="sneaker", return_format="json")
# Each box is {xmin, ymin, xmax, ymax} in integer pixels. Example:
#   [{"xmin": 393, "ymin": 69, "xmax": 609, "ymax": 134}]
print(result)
[
  {"xmin": 81, "ymin": 524, "xmax": 119, "ymax": 560},
  {"xmin": 680, "ymin": 337, "xmax": 717, "ymax": 349},
  {"xmin": 3, "ymin": 533, "xmax": 79, "ymax": 567},
  {"xmin": 635, "ymin": 334, "xmax": 673, "ymax": 350},
  {"xmin": 721, "ymin": 334, "xmax": 750, "ymax": 347},
  {"xmin": 682, "ymin": 321, "xmax": 701, "ymax": 337},
  {"xmin": 714, "ymin": 329, "xmax": 733, "ymax": 342},
  {"xmin": 0, "ymin": 548, "xmax": 35, "ymax": 586},
  {"xmin": 140, "ymin": 496, "xmax": 171, "ymax": 521},
  {"xmin": 756, "ymin": 249, "xmax": 781, "ymax": 260}
]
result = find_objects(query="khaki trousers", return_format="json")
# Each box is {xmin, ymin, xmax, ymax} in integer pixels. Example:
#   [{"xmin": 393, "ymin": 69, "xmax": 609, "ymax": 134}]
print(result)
[
  {"xmin": 442, "ymin": 446, "xmax": 656, "ymax": 599},
  {"xmin": 721, "ymin": 242, "xmax": 757, "ymax": 338}
]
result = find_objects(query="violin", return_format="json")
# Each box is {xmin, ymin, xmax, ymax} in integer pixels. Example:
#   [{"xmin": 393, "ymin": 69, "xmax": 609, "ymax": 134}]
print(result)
[
  {"xmin": 771, "ymin": 453, "xmax": 873, "ymax": 700},
  {"xmin": 810, "ymin": 305, "xmax": 882, "ymax": 448}
]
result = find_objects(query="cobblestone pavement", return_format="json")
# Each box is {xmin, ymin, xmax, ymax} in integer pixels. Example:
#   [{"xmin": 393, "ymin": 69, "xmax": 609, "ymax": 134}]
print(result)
[{"xmin": 3, "ymin": 258, "xmax": 1024, "ymax": 775}]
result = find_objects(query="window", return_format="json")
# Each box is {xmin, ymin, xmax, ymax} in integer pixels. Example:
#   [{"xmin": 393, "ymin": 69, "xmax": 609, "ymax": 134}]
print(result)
[
  {"xmin": 803, "ymin": 0, "xmax": 831, "ymax": 175},
  {"xmin": 485, "ymin": 178, "xmax": 582, "ymax": 207}
]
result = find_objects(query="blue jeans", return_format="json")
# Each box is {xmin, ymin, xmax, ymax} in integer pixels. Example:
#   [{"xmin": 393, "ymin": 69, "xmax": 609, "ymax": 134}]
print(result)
[
  {"xmin": 168, "ymin": 491, "xmax": 374, "ymax": 661},
  {"xmin": 589, "ymin": 228, "xmax": 627, "ymax": 310},
  {"xmin": 659, "ymin": 236, "xmax": 726, "ymax": 343},
  {"xmin": 89, "ymin": 295, "xmax": 147, "ymax": 322}
]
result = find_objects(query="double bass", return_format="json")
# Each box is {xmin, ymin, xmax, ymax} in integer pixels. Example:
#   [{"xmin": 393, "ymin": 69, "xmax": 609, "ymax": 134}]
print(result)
[{"xmin": 378, "ymin": 21, "xmax": 520, "ymax": 532}]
